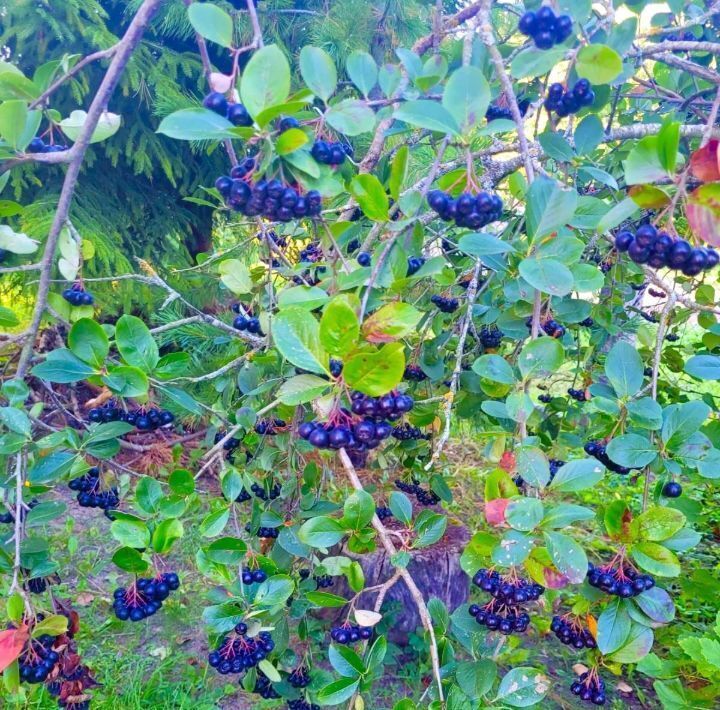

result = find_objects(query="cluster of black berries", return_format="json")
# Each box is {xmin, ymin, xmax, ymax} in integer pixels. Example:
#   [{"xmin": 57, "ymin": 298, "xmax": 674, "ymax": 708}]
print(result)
[
  {"xmin": 551, "ymin": 615, "xmax": 597, "ymax": 649},
  {"xmin": 639, "ymin": 311, "xmax": 658, "ymax": 324},
  {"xmin": 18, "ymin": 634, "xmax": 60, "ymax": 683},
  {"xmin": 330, "ymin": 623, "xmax": 372, "ymax": 644},
  {"xmin": 245, "ymin": 523, "xmax": 279, "ymax": 539},
  {"xmin": 579, "ymin": 317, "xmax": 594, "ymax": 327},
  {"xmin": 431, "ymin": 294, "xmax": 459, "ymax": 313},
  {"xmin": 28, "ymin": 576, "xmax": 49, "ymax": 594},
  {"xmin": 479, "ymin": 325, "xmax": 503, "ymax": 348},
  {"xmin": 288, "ymin": 666, "xmax": 311, "ymax": 688},
  {"xmin": 62, "ymin": 284, "xmax": 94, "ymax": 307},
  {"xmin": 666, "ymin": 332, "xmax": 680, "ymax": 342},
  {"xmin": 568, "ymin": 387, "xmax": 588, "ymax": 402},
  {"xmin": 469, "ymin": 570, "xmax": 543, "ymax": 634},
  {"xmin": 255, "ymin": 418, "xmax": 287, "ymax": 435},
  {"xmin": 112, "ymin": 573, "xmax": 180, "ymax": 621},
  {"xmin": 614, "ymin": 226, "xmax": 719, "ymax": 275},
  {"xmin": 288, "ymin": 700, "xmax": 320, "ymax": 710},
  {"xmin": 241, "ymin": 567, "xmax": 268, "ymax": 585},
  {"xmin": 231, "ymin": 304, "xmax": 263, "ymax": 335},
  {"xmin": 518, "ymin": 6, "xmax": 574, "ymax": 48},
  {"xmin": 395, "ymin": 479, "xmax": 440, "ymax": 506},
  {"xmin": 87, "ymin": 403, "xmax": 174, "ymax": 430},
  {"xmin": 311, "ymin": 140, "xmax": 352, "ymax": 165},
  {"xmin": 392, "ymin": 423, "xmax": 430, "ymax": 441},
  {"xmin": 662, "ymin": 481, "xmax": 682, "ymax": 498},
  {"xmin": 587, "ymin": 562, "xmax": 655, "ymax": 597},
  {"xmin": 526, "ymin": 317, "xmax": 565, "ymax": 338},
  {"xmin": 28, "ymin": 137, "xmax": 69, "ymax": 153},
  {"xmin": 69, "ymin": 467, "xmax": 119, "ymax": 510},
  {"xmin": 357, "ymin": 251, "xmax": 371, "ymax": 267},
  {"xmin": 250, "ymin": 481, "xmax": 281, "ymax": 501},
  {"xmin": 329, "ymin": 358, "xmax": 343, "ymax": 377},
  {"xmin": 299, "ymin": 241, "xmax": 323, "ymax": 264},
  {"xmin": 252, "ymin": 670, "xmax": 281, "ymax": 700},
  {"xmin": 215, "ymin": 158, "xmax": 322, "ymax": 221},
  {"xmin": 203, "ymin": 92, "xmax": 254, "ymax": 126},
  {"xmin": 571, "ymin": 672, "xmax": 606, "ymax": 706},
  {"xmin": 427, "ymin": 189, "xmax": 503, "ymax": 229},
  {"xmin": 215, "ymin": 431, "xmax": 242, "ymax": 462},
  {"xmin": 584, "ymin": 440, "xmax": 633, "ymax": 475},
  {"xmin": 376, "ymin": 506, "xmax": 393, "ymax": 521},
  {"xmin": 0, "ymin": 499, "xmax": 38, "ymax": 524},
  {"xmin": 404, "ymin": 364, "xmax": 427, "ymax": 381},
  {"xmin": 299, "ymin": 569, "xmax": 334, "ymax": 588},
  {"xmin": 406, "ymin": 256, "xmax": 425, "ymax": 276},
  {"xmin": 486, "ymin": 99, "xmax": 530, "ymax": 122},
  {"xmin": 208, "ymin": 624, "xmax": 275, "ymax": 674},
  {"xmin": 538, "ymin": 393, "xmax": 552, "ymax": 403},
  {"xmin": 666, "ymin": 31, "xmax": 695, "ymax": 42},
  {"xmin": 545, "ymin": 80, "xmax": 595, "ymax": 117}
]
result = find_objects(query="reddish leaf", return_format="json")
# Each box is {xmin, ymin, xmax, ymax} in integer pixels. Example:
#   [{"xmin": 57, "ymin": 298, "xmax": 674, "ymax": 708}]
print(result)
[
  {"xmin": 628, "ymin": 185, "xmax": 670, "ymax": 209},
  {"xmin": 499, "ymin": 451, "xmax": 516, "ymax": 473},
  {"xmin": 687, "ymin": 183, "xmax": 720, "ymax": 247},
  {"xmin": 0, "ymin": 627, "xmax": 29, "ymax": 673},
  {"xmin": 586, "ymin": 614, "xmax": 598, "ymax": 640},
  {"xmin": 485, "ymin": 498, "xmax": 509, "ymax": 527},
  {"xmin": 690, "ymin": 140, "xmax": 720, "ymax": 182}
]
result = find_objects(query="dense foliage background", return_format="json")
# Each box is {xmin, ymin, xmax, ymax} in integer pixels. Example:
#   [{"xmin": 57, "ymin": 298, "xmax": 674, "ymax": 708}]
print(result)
[{"xmin": 1, "ymin": 0, "xmax": 720, "ymax": 708}]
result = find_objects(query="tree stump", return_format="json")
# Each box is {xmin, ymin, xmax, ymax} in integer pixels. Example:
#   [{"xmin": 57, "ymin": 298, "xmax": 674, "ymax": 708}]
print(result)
[{"xmin": 323, "ymin": 522, "xmax": 470, "ymax": 643}]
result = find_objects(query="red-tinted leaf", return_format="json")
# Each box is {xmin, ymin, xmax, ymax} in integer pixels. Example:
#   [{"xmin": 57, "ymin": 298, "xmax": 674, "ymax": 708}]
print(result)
[
  {"xmin": 499, "ymin": 451, "xmax": 516, "ymax": 473},
  {"xmin": 628, "ymin": 185, "xmax": 670, "ymax": 209},
  {"xmin": 686, "ymin": 183, "xmax": 720, "ymax": 247},
  {"xmin": 690, "ymin": 140, "xmax": 720, "ymax": 182},
  {"xmin": 0, "ymin": 627, "xmax": 29, "ymax": 672},
  {"xmin": 543, "ymin": 566, "xmax": 569, "ymax": 589},
  {"xmin": 485, "ymin": 498, "xmax": 509, "ymax": 527}
]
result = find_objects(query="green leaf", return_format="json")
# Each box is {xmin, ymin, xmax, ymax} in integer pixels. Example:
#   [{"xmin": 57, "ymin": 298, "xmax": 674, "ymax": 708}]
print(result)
[
  {"xmin": 544, "ymin": 531, "xmax": 587, "ymax": 583},
  {"xmin": 472, "ymin": 354, "xmax": 516, "ymax": 385},
  {"xmin": 442, "ymin": 66, "xmax": 490, "ymax": 133},
  {"xmin": 350, "ymin": 174, "xmax": 389, "ymax": 221},
  {"xmin": 0, "ymin": 306, "xmax": 19, "ymax": 328},
  {"xmin": 27, "ymin": 451, "xmax": 76, "ymax": 484},
  {"xmin": 393, "ymin": 100, "xmax": 459, "ymax": 135},
  {"xmin": 151, "ymin": 518, "xmax": 183, "ymax": 554},
  {"xmin": 389, "ymin": 491, "xmax": 413, "ymax": 525},
  {"xmin": 362, "ymin": 302, "xmax": 421, "ymax": 343},
  {"xmin": 343, "ymin": 490, "xmax": 375, "ymax": 530},
  {"xmin": 277, "ymin": 374, "xmax": 330, "ymax": 405},
  {"xmin": 632, "ymin": 541, "xmax": 681, "ymax": 577},
  {"xmin": 306, "ymin": 591, "xmax": 349, "ymax": 608},
  {"xmin": 273, "ymin": 307, "xmax": 328, "ymax": 375},
  {"xmin": 0, "ymin": 99, "xmax": 28, "ymax": 149},
  {"xmin": 199, "ymin": 508, "xmax": 230, "ymax": 538},
  {"xmin": 597, "ymin": 197, "xmax": 640, "ymax": 233},
  {"xmin": 458, "ymin": 232, "xmax": 515, "ymax": 257},
  {"xmin": 278, "ymin": 286, "xmax": 329, "ymax": 311},
  {"xmin": 662, "ymin": 401, "xmax": 711, "ymax": 447},
  {"xmin": 574, "ymin": 115, "xmax": 604, "ymax": 155},
  {"xmin": 299, "ymin": 46, "xmax": 337, "ymax": 102},
  {"xmin": 549, "ymin": 459, "xmax": 605, "ymax": 492},
  {"xmin": 635, "ymin": 586, "xmax": 675, "ymax": 623},
  {"xmin": 505, "ymin": 498, "xmax": 544, "ymax": 532},
  {"xmin": 320, "ymin": 299, "xmax": 359, "ymax": 357},
  {"xmin": 518, "ymin": 338, "xmax": 564, "ymax": 380},
  {"xmin": 254, "ymin": 574, "xmax": 294, "ymax": 607},
  {"xmin": 576, "ymin": 44, "xmax": 623, "ymax": 84},
  {"xmin": 623, "ymin": 136, "xmax": 670, "ymax": 185},
  {"xmin": 516, "ymin": 447, "xmax": 550, "ymax": 488},
  {"xmin": 343, "ymin": 342, "xmax": 405, "ymax": 396},
  {"xmin": 525, "ymin": 177, "xmax": 578, "ymax": 240},
  {"xmin": 609, "ymin": 624, "xmax": 654, "ymax": 664},
  {"xmin": 605, "ymin": 341, "xmax": 643, "ymax": 397},
  {"xmin": 241, "ymin": 45, "xmax": 291, "ymax": 119},
  {"xmin": 657, "ymin": 120, "xmax": 680, "ymax": 173},
  {"xmin": 606, "ymin": 434, "xmax": 657, "ymax": 468},
  {"xmin": 112, "ymin": 546, "xmax": 149, "ymax": 574},
  {"xmin": 571, "ymin": 263, "xmax": 605, "ymax": 292},
  {"xmin": 328, "ymin": 644, "xmax": 365, "ymax": 677},
  {"xmin": 111, "ymin": 519, "xmax": 150, "ymax": 549},
  {"xmin": 538, "ymin": 131, "xmax": 575, "ymax": 162},
  {"xmin": 414, "ymin": 512, "xmax": 447, "ymax": 548},
  {"xmin": 346, "ymin": 51, "xmax": 378, "ymax": 96},
  {"xmin": 156, "ymin": 108, "xmax": 234, "ymax": 140},
  {"xmin": 102, "ymin": 366, "xmax": 149, "ymax": 398},
  {"xmin": 685, "ymin": 354, "xmax": 720, "ymax": 380},
  {"xmin": 187, "ymin": 2, "xmax": 233, "ymax": 47},
  {"xmin": 218, "ymin": 258, "xmax": 253, "ymax": 294},
  {"xmin": 325, "ymin": 99, "xmax": 376, "ymax": 136},
  {"xmin": 540, "ymin": 503, "xmax": 594, "ymax": 529},
  {"xmin": 456, "ymin": 659, "xmax": 496, "ymax": 700},
  {"xmin": 492, "ymin": 530, "xmax": 533, "ymax": 566},
  {"xmin": 67, "ymin": 318, "xmax": 109, "ymax": 368},
  {"xmin": 275, "ymin": 127, "xmax": 308, "ymax": 155},
  {"xmin": 316, "ymin": 677, "xmax": 360, "ymax": 705},
  {"xmin": 31, "ymin": 349, "xmax": 97, "ymax": 383},
  {"xmin": 25, "ymin": 501, "xmax": 66, "ymax": 528},
  {"xmin": 60, "ymin": 109, "xmax": 120, "ymax": 144},
  {"xmin": 206, "ymin": 537, "xmax": 248, "ymax": 565},
  {"xmin": 519, "ymin": 257, "xmax": 574, "ymax": 297},
  {"xmin": 597, "ymin": 598, "xmax": 632, "ymax": 654},
  {"xmin": 0, "ymin": 408, "xmax": 31, "ymax": 437},
  {"xmin": 511, "ymin": 47, "xmax": 567, "ymax": 79},
  {"xmin": 298, "ymin": 516, "xmax": 346, "ymax": 547},
  {"xmin": 494, "ymin": 667, "xmax": 550, "ymax": 707},
  {"xmin": 115, "ymin": 315, "xmax": 159, "ymax": 371}
]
